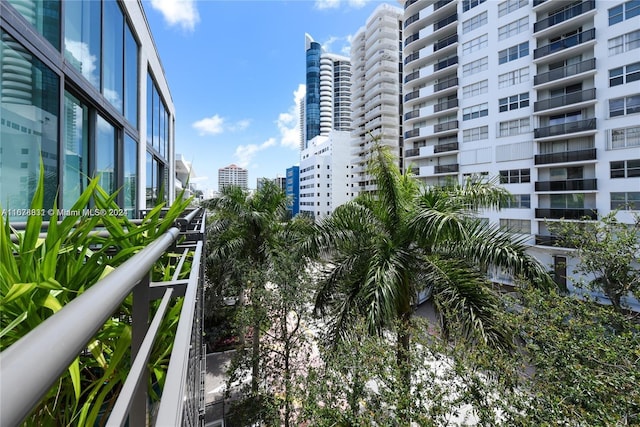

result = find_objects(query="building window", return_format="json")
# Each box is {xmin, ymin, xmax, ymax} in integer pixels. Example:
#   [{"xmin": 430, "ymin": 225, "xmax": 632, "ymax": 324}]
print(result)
[
  {"xmin": 103, "ymin": 0, "xmax": 124, "ymax": 113},
  {"xmin": 125, "ymin": 21, "xmax": 139, "ymax": 128},
  {"xmin": 1, "ymin": 31, "xmax": 60, "ymax": 217},
  {"xmin": 498, "ymin": 118, "xmax": 530, "ymax": 137},
  {"xmin": 63, "ymin": 92, "xmax": 89, "ymax": 211},
  {"xmin": 498, "ymin": 67, "xmax": 529, "ymax": 88},
  {"xmin": 463, "ymin": 126, "xmax": 489, "ymax": 142},
  {"xmin": 498, "ymin": 0, "xmax": 527, "ymax": 17},
  {"xmin": 610, "ymin": 159, "xmax": 640, "ymax": 178},
  {"xmin": 463, "ymin": 103, "xmax": 488, "ymax": 121},
  {"xmin": 499, "ymin": 92, "xmax": 529, "ymax": 112},
  {"xmin": 7, "ymin": 0, "xmax": 60, "ymax": 49},
  {"xmin": 499, "ymin": 218, "xmax": 531, "ymax": 234},
  {"xmin": 609, "ymin": 62, "xmax": 640, "ymax": 86},
  {"xmin": 96, "ymin": 115, "xmax": 116, "ymax": 195},
  {"xmin": 608, "ymin": 30, "xmax": 640, "ymax": 56},
  {"xmin": 501, "ymin": 194, "xmax": 531, "ymax": 209},
  {"xmin": 609, "ymin": 94, "xmax": 640, "ymax": 117},
  {"xmin": 462, "ymin": 11, "xmax": 488, "ymax": 33},
  {"xmin": 462, "ymin": 80, "xmax": 488, "ymax": 98},
  {"xmin": 499, "ymin": 169, "xmax": 530, "ymax": 184},
  {"xmin": 499, "ymin": 42, "xmax": 528, "ymax": 64},
  {"xmin": 611, "ymin": 192, "xmax": 640, "ymax": 210},
  {"xmin": 609, "ymin": 0, "xmax": 640, "ymax": 25},
  {"xmin": 147, "ymin": 73, "xmax": 170, "ymax": 160},
  {"xmin": 462, "ymin": 34, "xmax": 488, "ymax": 55},
  {"xmin": 462, "ymin": 57, "xmax": 488, "ymax": 77},
  {"xmin": 608, "ymin": 126, "xmax": 640, "ymax": 149},
  {"xmin": 64, "ymin": 0, "xmax": 102, "ymax": 89},
  {"xmin": 463, "ymin": 0, "xmax": 486, "ymax": 13},
  {"xmin": 124, "ymin": 134, "xmax": 137, "ymax": 217},
  {"xmin": 498, "ymin": 16, "xmax": 528, "ymax": 41}
]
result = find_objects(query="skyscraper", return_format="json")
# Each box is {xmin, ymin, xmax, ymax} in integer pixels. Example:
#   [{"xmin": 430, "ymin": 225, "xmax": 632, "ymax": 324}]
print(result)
[
  {"xmin": 350, "ymin": 4, "xmax": 404, "ymax": 194},
  {"xmin": 304, "ymin": 34, "xmax": 352, "ymax": 148},
  {"xmin": 401, "ymin": 0, "xmax": 639, "ymax": 303}
]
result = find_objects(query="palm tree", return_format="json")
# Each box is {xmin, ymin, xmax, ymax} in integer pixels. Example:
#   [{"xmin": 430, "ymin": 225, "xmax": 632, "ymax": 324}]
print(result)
[
  {"xmin": 206, "ymin": 181, "xmax": 288, "ymax": 395},
  {"xmin": 309, "ymin": 143, "xmax": 553, "ymax": 422}
]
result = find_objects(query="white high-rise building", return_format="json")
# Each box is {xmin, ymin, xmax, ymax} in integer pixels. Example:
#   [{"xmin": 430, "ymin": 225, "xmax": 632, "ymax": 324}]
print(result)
[
  {"xmin": 400, "ymin": 0, "xmax": 640, "ymax": 304},
  {"xmin": 351, "ymin": 4, "xmax": 404, "ymax": 194},
  {"xmin": 218, "ymin": 164, "xmax": 248, "ymax": 191},
  {"xmin": 299, "ymin": 131, "xmax": 354, "ymax": 220}
]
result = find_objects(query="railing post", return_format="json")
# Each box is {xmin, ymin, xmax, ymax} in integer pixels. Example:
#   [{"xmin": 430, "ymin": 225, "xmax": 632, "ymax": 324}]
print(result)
[{"xmin": 131, "ymin": 273, "xmax": 151, "ymax": 426}]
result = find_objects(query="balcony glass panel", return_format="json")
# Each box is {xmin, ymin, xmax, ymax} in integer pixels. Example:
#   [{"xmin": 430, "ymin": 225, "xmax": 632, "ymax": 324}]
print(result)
[
  {"xmin": 534, "ymin": 58, "xmax": 596, "ymax": 85},
  {"xmin": 534, "ymin": 88, "xmax": 596, "ymax": 111},
  {"xmin": 435, "ymin": 164, "xmax": 459, "ymax": 173},
  {"xmin": 535, "ymin": 208, "xmax": 597, "ymax": 220},
  {"xmin": 434, "ymin": 56, "xmax": 458, "ymax": 72},
  {"xmin": 434, "ymin": 13, "xmax": 457, "ymax": 31},
  {"xmin": 405, "ymin": 148, "xmax": 420, "ymax": 157},
  {"xmin": 434, "ymin": 121, "xmax": 458, "ymax": 133},
  {"xmin": 434, "ymin": 98, "xmax": 459, "ymax": 112},
  {"xmin": 434, "ymin": 141, "xmax": 459, "ymax": 153},
  {"xmin": 534, "ymin": 148, "xmax": 596, "ymax": 164},
  {"xmin": 434, "ymin": 77, "xmax": 458, "ymax": 92},
  {"xmin": 533, "ymin": 0, "xmax": 596, "ymax": 33},
  {"xmin": 534, "ymin": 119, "xmax": 596, "ymax": 138},
  {"xmin": 534, "ymin": 29, "xmax": 596, "ymax": 59},
  {"xmin": 535, "ymin": 178, "xmax": 597, "ymax": 191}
]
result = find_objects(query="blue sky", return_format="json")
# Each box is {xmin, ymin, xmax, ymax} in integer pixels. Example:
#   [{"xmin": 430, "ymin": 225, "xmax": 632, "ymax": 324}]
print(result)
[{"xmin": 143, "ymin": 0, "xmax": 392, "ymax": 193}]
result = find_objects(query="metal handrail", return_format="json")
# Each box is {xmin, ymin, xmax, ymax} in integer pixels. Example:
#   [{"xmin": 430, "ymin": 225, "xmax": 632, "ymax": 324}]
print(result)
[{"xmin": 0, "ymin": 208, "xmax": 205, "ymax": 426}]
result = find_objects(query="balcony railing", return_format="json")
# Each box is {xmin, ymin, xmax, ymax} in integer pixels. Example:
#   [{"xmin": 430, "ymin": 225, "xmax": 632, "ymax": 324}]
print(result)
[
  {"xmin": 535, "ymin": 178, "xmax": 597, "ymax": 191},
  {"xmin": 434, "ymin": 13, "xmax": 457, "ymax": 31},
  {"xmin": 534, "ymin": 234, "xmax": 576, "ymax": 247},
  {"xmin": 405, "ymin": 52, "xmax": 420, "ymax": 65},
  {"xmin": 405, "ymin": 90, "xmax": 420, "ymax": 102},
  {"xmin": 405, "ymin": 110, "xmax": 420, "ymax": 120},
  {"xmin": 434, "ymin": 98, "xmax": 458, "ymax": 112},
  {"xmin": 533, "ymin": 0, "xmax": 547, "ymax": 6},
  {"xmin": 534, "ymin": 118, "xmax": 596, "ymax": 138},
  {"xmin": 404, "ymin": 32, "xmax": 420, "ymax": 47},
  {"xmin": 404, "ymin": 12, "xmax": 419, "ymax": 29},
  {"xmin": 534, "ymin": 88, "xmax": 596, "ymax": 112},
  {"xmin": 434, "ymin": 77, "xmax": 458, "ymax": 92},
  {"xmin": 405, "ymin": 148, "xmax": 420, "ymax": 157},
  {"xmin": 405, "ymin": 128, "xmax": 420, "ymax": 139},
  {"xmin": 434, "ymin": 141, "xmax": 459, "ymax": 153},
  {"xmin": 405, "ymin": 70, "xmax": 420, "ymax": 83},
  {"xmin": 534, "ymin": 148, "xmax": 596, "ymax": 164},
  {"xmin": 534, "ymin": 0, "xmax": 596, "ymax": 33},
  {"xmin": 434, "ymin": 0, "xmax": 454, "ymax": 10},
  {"xmin": 405, "ymin": 0, "xmax": 419, "ymax": 9},
  {"xmin": 435, "ymin": 164, "xmax": 459, "ymax": 174},
  {"xmin": 534, "ymin": 58, "xmax": 596, "ymax": 85},
  {"xmin": 434, "ymin": 120, "xmax": 458, "ymax": 133},
  {"xmin": 434, "ymin": 56, "xmax": 458, "ymax": 72},
  {"xmin": 535, "ymin": 208, "xmax": 598, "ymax": 220},
  {"xmin": 534, "ymin": 28, "xmax": 596, "ymax": 59},
  {"xmin": 434, "ymin": 34, "xmax": 458, "ymax": 51},
  {"xmin": 0, "ymin": 208, "xmax": 206, "ymax": 427}
]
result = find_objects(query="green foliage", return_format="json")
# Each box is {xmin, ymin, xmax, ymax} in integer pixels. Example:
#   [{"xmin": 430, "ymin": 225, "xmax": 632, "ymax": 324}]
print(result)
[
  {"xmin": 0, "ymin": 164, "xmax": 192, "ymax": 425},
  {"xmin": 547, "ymin": 211, "xmax": 640, "ymax": 311}
]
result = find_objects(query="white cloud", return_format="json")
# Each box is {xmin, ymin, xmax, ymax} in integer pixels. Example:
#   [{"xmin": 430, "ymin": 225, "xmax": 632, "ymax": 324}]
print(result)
[
  {"xmin": 150, "ymin": 0, "xmax": 200, "ymax": 32},
  {"xmin": 314, "ymin": 0, "xmax": 372, "ymax": 9},
  {"xmin": 276, "ymin": 84, "xmax": 306, "ymax": 149},
  {"xmin": 321, "ymin": 36, "xmax": 340, "ymax": 52},
  {"xmin": 192, "ymin": 114, "xmax": 224, "ymax": 136},
  {"xmin": 235, "ymin": 138, "xmax": 277, "ymax": 168},
  {"xmin": 192, "ymin": 115, "xmax": 250, "ymax": 136}
]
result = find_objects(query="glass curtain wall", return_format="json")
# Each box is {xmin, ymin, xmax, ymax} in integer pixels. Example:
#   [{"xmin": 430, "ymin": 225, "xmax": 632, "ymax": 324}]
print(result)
[{"xmin": 63, "ymin": 92, "xmax": 89, "ymax": 210}]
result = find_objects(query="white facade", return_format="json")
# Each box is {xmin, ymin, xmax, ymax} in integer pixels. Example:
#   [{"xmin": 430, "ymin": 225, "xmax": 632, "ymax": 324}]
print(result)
[
  {"xmin": 218, "ymin": 164, "xmax": 248, "ymax": 191},
  {"xmin": 351, "ymin": 4, "xmax": 404, "ymax": 194},
  {"xmin": 401, "ymin": 0, "xmax": 640, "ymax": 306},
  {"xmin": 299, "ymin": 131, "xmax": 354, "ymax": 220}
]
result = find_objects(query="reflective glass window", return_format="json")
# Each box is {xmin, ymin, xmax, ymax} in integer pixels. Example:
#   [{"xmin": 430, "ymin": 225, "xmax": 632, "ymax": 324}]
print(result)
[
  {"xmin": 124, "ymin": 134, "xmax": 137, "ymax": 217},
  {"xmin": 64, "ymin": 0, "xmax": 101, "ymax": 89},
  {"xmin": 103, "ymin": 0, "xmax": 124, "ymax": 113},
  {"xmin": 0, "ymin": 31, "xmax": 59, "ymax": 218},
  {"xmin": 63, "ymin": 92, "xmax": 89, "ymax": 210},
  {"xmin": 125, "ymin": 22, "xmax": 138, "ymax": 127},
  {"xmin": 7, "ymin": 0, "xmax": 60, "ymax": 49},
  {"xmin": 96, "ymin": 115, "xmax": 115, "ymax": 194}
]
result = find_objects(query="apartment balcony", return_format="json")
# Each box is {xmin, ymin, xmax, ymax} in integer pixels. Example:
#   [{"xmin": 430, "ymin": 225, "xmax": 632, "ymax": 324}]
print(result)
[
  {"xmin": 435, "ymin": 163, "xmax": 459, "ymax": 174},
  {"xmin": 405, "ymin": 128, "xmax": 421, "ymax": 139},
  {"xmin": 535, "ymin": 178, "xmax": 597, "ymax": 192},
  {"xmin": 433, "ymin": 56, "xmax": 458, "ymax": 73},
  {"xmin": 434, "ymin": 98, "xmax": 458, "ymax": 113},
  {"xmin": 535, "ymin": 208, "xmax": 598, "ymax": 220},
  {"xmin": 533, "ymin": 88, "xmax": 596, "ymax": 113},
  {"xmin": 405, "ymin": 77, "xmax": 458, "ymax": 106},
  {"xmin": 534, "ymin": 58, "xmax": 596, "ymax": 87},
  {"xmin": 434, "ymin": 120, "xmax": 458, "ymax": 134},
  {"xmin": 533, "ymin": 0, "xmax": 596, "ymax": 33},
  {"xmin": 405, "ymin": 109, "xmax": 420, "ymax": 121},
  {"xmin": 405, "ymin": 148, "xmax": 420, "ymax": 157},
  {"xmin": 534, "ymin": 148, "xmax": 596, "ymax": 165},
  {"xmin": 534, "ymin": 28, "xmax": 596, "ymax": 60},
  {"xmin": 0, "ymin": 208, "xmax": 207, "ymax": 427},
  {"xmin": 534, "ymin": 234, "xmax": 573, "ymax": 247},
  {"xmin": 434, "ymin": 141, "xmax": 459, "ymax": 153},
  {"xmin": 405, "ymin": 0, "xmax": 456, "ymax": 33},
  {"xmin": 534, "ymin": 118, "xmax": 596, "ymax": 139},
  {"xmin": 405, "ymin": 51, "xmax": 420, "ymax": 66},
  {"xmin": 413, "ymin": 13, "xmax": 457, "ymax": 45},
  {"xmin": 433, "ymin": 34, "xmax": 458, "ymax": 52}
]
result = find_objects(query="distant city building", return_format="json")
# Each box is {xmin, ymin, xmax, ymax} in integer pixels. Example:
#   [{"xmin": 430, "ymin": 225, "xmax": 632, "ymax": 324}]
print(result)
[
  {"xmin": 175, "ymin": 154, "xmax": 196, "ymax": 200},
  {"xmin": 274, "ymin": 176, "xmax": 286, "ymax": 192},
  {"xmin": 351, "ymin": 4, "xmax": 404, "ymax": 195},
  {"xmin": 286, "ymin": 166, "xmax": 300, "ymax": 217},
  {"xmin": 1, "ymin": 0, "xmax": 175, "ymax": 219},
  {"xmin": 304, "ymin": 34, "xmax": 352, "ymax": 148},
  {"xmin": 218, "ymin": 164, "xmax": 248, "ymax": 191},
  {"xmin": 299, "ymin": 131, "xmax": 354, "ymax": 220}
]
